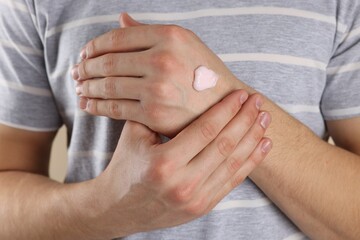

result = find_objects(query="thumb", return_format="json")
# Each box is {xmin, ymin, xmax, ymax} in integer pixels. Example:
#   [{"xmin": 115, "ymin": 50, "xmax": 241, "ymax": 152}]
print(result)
[
  {"xmin": 119, "ymin": 12, "xmax": 144, "ymax": 28},
  {"xmin": 109, "ymin": 121, "xmax": 160, "ymax": 186},
  {"xmin": 121, "ymin": 121, "xmax": 161, "ymax": 147}
]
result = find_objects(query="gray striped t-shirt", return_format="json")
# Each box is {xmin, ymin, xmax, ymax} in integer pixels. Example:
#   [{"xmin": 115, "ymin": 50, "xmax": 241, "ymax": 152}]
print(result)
[{"xmin": 1, "ymin": 0, "xmax": 360, "ymax": 239}]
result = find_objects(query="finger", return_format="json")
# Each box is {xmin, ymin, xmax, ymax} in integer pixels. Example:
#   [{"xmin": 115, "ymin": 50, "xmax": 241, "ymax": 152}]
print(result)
[
  {"xmin": 163, "ymin": 89, "xmax": 249, "ymax": 164},
  {"xmin": 74, "ymin": 52, "xmax": 149, "ymax": 80},
  {"xmin": 225, "ymin": 111, "xmax": 271, "ymax": 167},
  {"xmin": 79, "ymin": 97, "xmax": 144, "ymax": 123},
  {"xmin": 165, "ymin": 94, "xmax": 262, "ymax": 207},
  {"xmin": 76, "ymin": 77, "xmax": 143, "ymax": 100},
  {"xmin": 186, "ymin": 94, "xmax": 264, "ymax": 180},
  {"xmin": 205, "ymin": 138, "xmax": 272, "ymax": 212},
  {"xmin": 80, "ymin": 25, "xmax": 160, "ymax": 60},
  {"xmin": 119, "ymin": 12, "xmax": 144, "ymax": 28},
  {"xmin": 199, "ymin": 111, "xmax": 271, "ymax": 196}
]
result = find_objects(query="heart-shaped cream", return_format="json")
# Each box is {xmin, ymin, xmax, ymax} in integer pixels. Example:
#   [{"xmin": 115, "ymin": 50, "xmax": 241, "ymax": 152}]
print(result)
[{"xmin": 193, "ymin": 66, "xmax": 219, "ymax": 91}]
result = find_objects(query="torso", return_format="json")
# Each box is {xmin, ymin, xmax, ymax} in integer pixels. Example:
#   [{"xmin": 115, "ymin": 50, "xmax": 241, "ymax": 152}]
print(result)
[{"xmin": 36, "ymin": 1, "xmax": 349, "ymax": 239}]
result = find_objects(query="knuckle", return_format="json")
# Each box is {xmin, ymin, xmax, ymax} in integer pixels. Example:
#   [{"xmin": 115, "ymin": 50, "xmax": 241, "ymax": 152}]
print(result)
[
  {"xmin": 231, "ymin": 174, "xmax": 246, "ymax": 189},
  {"xmin": 248, "ymin": 144, "xmax": 268, "ymax": 165},
  {"xmin": 249, "ymin": 154, "xmax": 263, "ymax": 166},
  {"xmin": 149, "ymin": 81, "xmax": 173, "ymax": 100},
  {"xmin": 158, "ymin": 25, "xmax": 186, "ymax": 41},
  {"xmin": 217, "ymin": 137, "xmax": 237, "ymax": 157},
  {"xmin": 103, "ymin": 77, "xmax": 116, "ymax": 99},
  {"xmin": 200, "ymin": 121, "xmax": 218, "ymax": 141},
  {"xmin": 87, "ymin": 99, "xmax": 97, "ymax": 114},
  {"xmin": 146, "ymin": 154, "xmax": 174, "ymax": 184},
  {"xmin": 168, "ymin": 176, "xmax": 200, "ymax": 206},
  {"xmin": 78, "ymin": 61, "xmax": 87, "ymax": 79},
  {"xmin": 109, "ymin": 29, "xmax": 125, "ymax": 47},
  {"xmin": 150, "ymin": 51, "xmax": 178, "ymax": 72},
  {"xmin": 86, "ymin": 40, "xmax": 96, "ymax": 57},
  {"xmin": 254, "ymin": 128, "xmax": 265, "ymax": 141},
  {"xmin": 247, "ymin": 130, "xmax": 264, "ymax": 146},
  {"xmin": 183, "ymin": 28, "xmax": 197, "ymax": 39},
  {"xmin": 81, "ymin": 81, "xmax": 90, "ymax": 96},
  {"xmin": 143, "ymin": 102, "xmax": 165, "ymax": 122},
  {"xmin": 107, "ymin": 101, "xmax": 122, "ymax": 118},
  {"xmin": 183, "ymin": 197, "xmax": 208, "ymax": 217},
  {"xmin": 169, "ymin": 184, "xmax": 193, "ymax": 205},
  {"xmin": 229, "ymin": 98, "xmax": 242, "ymax": 116},
  {"xmin": 242, "ymin": 114, "xmax": 255, "ymax": 128},
  {"xmin": 101, "ymin": 54, "xmax": 116, "ymax": 75},
  {"xmin": 253, "ymin": 93, "xmax": 264, "ymax": 104},
  {"xmin": 226, "ymin": 156, "xmax": 244, "ymax": 174}
]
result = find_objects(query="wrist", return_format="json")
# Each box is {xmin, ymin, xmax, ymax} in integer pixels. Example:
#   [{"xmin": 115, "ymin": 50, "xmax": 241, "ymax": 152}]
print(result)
[
  {"xmin": 215, "ymin": 73, "xmax": 255, "ymax": 99},
  {"xmin": 82, "ymin": 172, "xmax": 139, "ymax": 238},
  {"xmin": 58, "ymin": 178, "xmax": 123, "ymax": 239}
]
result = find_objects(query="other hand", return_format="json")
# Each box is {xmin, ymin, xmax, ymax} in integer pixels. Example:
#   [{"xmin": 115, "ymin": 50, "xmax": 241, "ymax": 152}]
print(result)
[
  {"xmin": 72, "ymin": 13, "xmax": 242, "ymax": 137},
  {"xmin": 92, "ymin": 90, "xmax": 272, "ymax": 237}
]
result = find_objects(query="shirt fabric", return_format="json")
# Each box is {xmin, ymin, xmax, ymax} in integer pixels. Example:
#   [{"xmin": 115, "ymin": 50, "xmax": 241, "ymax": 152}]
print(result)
[{"xmin": 1, "ymin": 0, "xmax": 360, "ymax": 239}]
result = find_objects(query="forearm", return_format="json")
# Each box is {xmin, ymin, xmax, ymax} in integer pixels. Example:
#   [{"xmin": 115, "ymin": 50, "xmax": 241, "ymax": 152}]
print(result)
[
  {"xmin": 230, "ymin": 80, "xmax": 360, "ymax": 239},
  {"xmin": 252, "ymin": 109, "xmax": 360, "ymax": 239},
  {"xmin": 0, "ymin": 171, "xmax": 113, "ymax": 240}
]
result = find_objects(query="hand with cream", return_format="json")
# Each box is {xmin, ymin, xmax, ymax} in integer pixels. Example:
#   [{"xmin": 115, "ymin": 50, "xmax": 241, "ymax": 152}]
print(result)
[{"xmin": 73, "ymin": 13, "xmax": 249, "ymax": 137}]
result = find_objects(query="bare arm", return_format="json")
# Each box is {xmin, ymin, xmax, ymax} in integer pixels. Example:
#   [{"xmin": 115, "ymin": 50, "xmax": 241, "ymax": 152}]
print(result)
[
  {"xmin": 327, "ymin": 118, "xmax": 360, "ymax": 155},
  {"xmin": 248, "ymin": 97, "xmax": 360, "ymax": 240},
  {"xmin": 0, "ymin": 124, "xmax": 107, "ymax": 240}
]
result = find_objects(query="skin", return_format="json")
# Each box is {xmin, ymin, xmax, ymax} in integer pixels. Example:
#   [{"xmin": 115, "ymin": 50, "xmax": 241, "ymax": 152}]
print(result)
[
  {"xmin": 74, "ymin": 15, "xmax": 240, "ymax": 137},
  {"xmin": 0, "ymin": 90, "xmax": 272, "ymax": 239},
  {"xmin": 74, "ymin": 13, "xmax": 360, "ymax": 239}
]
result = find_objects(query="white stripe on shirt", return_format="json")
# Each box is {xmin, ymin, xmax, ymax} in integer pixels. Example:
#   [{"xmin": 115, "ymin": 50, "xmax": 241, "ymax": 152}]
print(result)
[
  {"xmin": 63, "ymin": 99, "xmax": 322, "ymax": 119},
  {"xmin": 327, "ymin": 62, "xmax": 360, "ymax": 75},
  {"xmin": 0, "ymin": 39, "xmax": 43, "ymax": 56},
  {"xmin": 45, "ymin": 7, "xmax": 347, "ymax": 38},
  {"xmin": 282, "ymin": 232, "xmax": 307, "ymax": 240},
  {"xmin": 343, "ymin": 26, "xmax": 360, "ymax": 42},
  {"xmin": 322, "ymin": 106, "xmax": 360, "ymax": 118},
  {"xmin": 0, "ymin": 0, "xmax": 28, "ymax": 13},
  {"xmin": 60, "ymin": 109, "xmax": 91, "ymax": 119},
  {"xmin": 219, "ymin": 53, "xmax": 327, "ymax": 70},
  {"xmin": 68, "ymin": 150, "xmax": 114, "ymax": 160},
  {"xmin": 0, "ymin": 119, "xmax": 59, "ymax": 132},
  {"xmin": 213, "ymin": 198, "xmax": 272, "ymax": 210},
  {"xmin": 279, "ymin": 104, "xmax": 320, "ymax": 114},
  {"xmin": 61, "ymin": 104, "xmax": 321, "ymax": 120},
  {"xmin": 46, "ymin": 15, "xmax": 118, "ymax": 38},
  {"xmin": 51, "ymin": 53, "xmax": 326, "ymax": 80},
  {"xmin": 0, "ymin": 78, "xmax": 52, "ymax": 97}
]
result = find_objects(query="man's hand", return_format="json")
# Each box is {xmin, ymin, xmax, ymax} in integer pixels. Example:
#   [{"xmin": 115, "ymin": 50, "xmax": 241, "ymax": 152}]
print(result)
[
  {"xmin": 92, "ymin": 90, "xmax": 272, "ymax": 238},
  {"xmin": 72, "ymin": 13, "xmax": 242, "ymax": 137}
]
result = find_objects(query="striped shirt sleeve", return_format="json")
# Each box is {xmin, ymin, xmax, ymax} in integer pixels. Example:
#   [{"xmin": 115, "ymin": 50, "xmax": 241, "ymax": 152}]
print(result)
[
  {"xmin": 322, "ymin": 5, "xmax": 360, "ymax": 121},
  {"xmin": 0, "ymin": 0, "xmax": 62, "ymax": 132}
]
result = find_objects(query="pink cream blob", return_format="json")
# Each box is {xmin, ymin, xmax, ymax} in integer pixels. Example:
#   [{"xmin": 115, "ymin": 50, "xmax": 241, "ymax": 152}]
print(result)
[{"xmin": 193, "ymin": 66, "xmax": 219, "ymax": 91}]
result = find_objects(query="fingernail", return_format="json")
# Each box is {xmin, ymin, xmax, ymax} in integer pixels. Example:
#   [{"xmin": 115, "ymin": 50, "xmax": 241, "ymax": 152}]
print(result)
[
  {"xmin": 79, "ymin": 97, "xmax": 88, "ymax": 110},
  {"xmin": 71, "ymin": 65, "xmax": 80, "ymax": 80},
  {"xmin": 256, "ymin": 97, "xmax": 263, "ymax": 110},
  {"xmin": 239, "ymin": 92, "xmax": 249, "ymax": 104},
  {"xmin": 261, "ymin": 140, "xmax": 272, "ymax": 154},
  {"xmin": 75, "ymin": 84, "xmax": 83, "ymax": 95},
  {"xmin": 259, "ymin": 112, "xmax": 270, "ymax": 129},
  {"xmin": 80, "ymin": 48, "xmax": 87, "ymax": 60}
]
